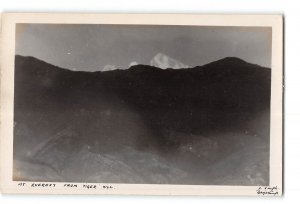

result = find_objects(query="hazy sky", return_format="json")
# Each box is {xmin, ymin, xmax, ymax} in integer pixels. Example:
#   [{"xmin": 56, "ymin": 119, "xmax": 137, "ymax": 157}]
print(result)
[{"xmin": 16, "ymin": 24, "xmax": 272, "ymax": 71}]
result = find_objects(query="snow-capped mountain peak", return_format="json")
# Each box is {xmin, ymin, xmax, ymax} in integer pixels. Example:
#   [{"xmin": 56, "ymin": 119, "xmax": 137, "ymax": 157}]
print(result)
[{"xmin": 150, "ymin": 53, "xmax": 189, "ymax": 69}]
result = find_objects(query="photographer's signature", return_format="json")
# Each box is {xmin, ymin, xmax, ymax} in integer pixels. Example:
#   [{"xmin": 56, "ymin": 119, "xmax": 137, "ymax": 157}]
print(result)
[{"xmin": 256, "ymin": 186, "xmax": 279, "ymax": 196}]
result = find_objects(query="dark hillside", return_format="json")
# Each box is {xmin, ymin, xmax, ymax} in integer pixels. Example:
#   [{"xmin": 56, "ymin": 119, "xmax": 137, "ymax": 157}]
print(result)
[{"xmin": 13, "ymin": 55, "xmax": 271, "ymax": 185}]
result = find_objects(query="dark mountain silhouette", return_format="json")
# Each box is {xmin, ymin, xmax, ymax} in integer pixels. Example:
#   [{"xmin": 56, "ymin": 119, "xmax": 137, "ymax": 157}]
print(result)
[{"xmin": 13, "ymin": 55, "xmax": 271, "ymax": 184}]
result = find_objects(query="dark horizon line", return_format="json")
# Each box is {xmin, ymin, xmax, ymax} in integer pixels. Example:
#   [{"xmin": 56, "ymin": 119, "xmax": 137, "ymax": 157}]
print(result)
[{"xmin": 15, "ymin": 54, "xmax": 270, "ymax": 73}]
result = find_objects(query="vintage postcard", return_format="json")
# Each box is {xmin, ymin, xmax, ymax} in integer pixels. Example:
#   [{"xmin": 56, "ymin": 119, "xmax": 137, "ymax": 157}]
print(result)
[{"xmin": 0, "ymin": 13, "xmax": 283, "ymax": 195}]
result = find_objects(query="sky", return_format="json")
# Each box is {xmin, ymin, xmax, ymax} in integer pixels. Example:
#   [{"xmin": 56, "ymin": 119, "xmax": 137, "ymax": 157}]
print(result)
[{"xmin": 15, "ymin": 24, "xmax": 272, "ymax": 71}]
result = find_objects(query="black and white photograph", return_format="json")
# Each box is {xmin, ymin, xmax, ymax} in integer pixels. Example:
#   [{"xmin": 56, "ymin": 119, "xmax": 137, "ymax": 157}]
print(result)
[{"xmin": 0, "ymin": 13, "xmax": 283, "ymax": 195}]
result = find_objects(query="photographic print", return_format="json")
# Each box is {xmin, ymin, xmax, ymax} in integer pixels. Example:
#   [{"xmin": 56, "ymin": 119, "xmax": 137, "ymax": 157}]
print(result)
[{"xmin": 0, "ymin": 13, "xmax": 283, "ymax": 195}]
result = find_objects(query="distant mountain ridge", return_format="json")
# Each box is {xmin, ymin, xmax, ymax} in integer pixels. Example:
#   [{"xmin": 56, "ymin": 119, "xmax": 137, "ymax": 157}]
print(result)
[{"xmin": 102, "ymin": 52, "xmax": 189, "ymax": 71}]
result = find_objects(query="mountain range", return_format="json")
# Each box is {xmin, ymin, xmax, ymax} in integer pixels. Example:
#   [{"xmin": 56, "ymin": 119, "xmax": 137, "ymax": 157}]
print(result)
[{"xmin": 13, "ymin": 55, "xmax": 271, "ymax": 184}]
